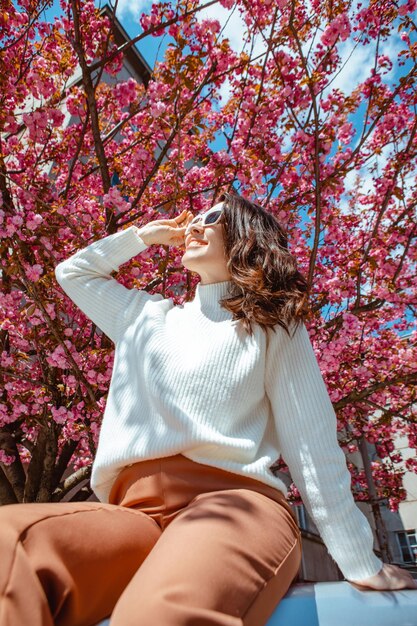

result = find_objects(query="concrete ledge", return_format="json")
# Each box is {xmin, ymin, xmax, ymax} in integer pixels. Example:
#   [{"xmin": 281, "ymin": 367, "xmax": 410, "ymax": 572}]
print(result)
[{"xmin": 95, "ymin": 581, "xmax": 417, "ymax": 626}]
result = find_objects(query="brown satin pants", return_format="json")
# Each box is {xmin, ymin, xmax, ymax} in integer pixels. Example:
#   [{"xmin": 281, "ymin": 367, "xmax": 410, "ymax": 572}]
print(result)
[{"xmin": 0, "ymin": 454, "xmax": 302, "ymax": 626}]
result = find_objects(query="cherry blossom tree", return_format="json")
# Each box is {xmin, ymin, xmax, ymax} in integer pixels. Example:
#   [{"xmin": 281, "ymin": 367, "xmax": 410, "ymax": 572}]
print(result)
[{"xmin": 0, "ymin": 0, "xmax": 416, "ymax": 521}]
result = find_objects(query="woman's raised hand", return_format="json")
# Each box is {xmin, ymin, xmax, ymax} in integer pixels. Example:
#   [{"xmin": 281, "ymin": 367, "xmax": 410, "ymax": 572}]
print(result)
[
  {"xmin": 348, "ymin": 562, "xmax": 417, "ymax": 591},
  {"xmin": 135, "ymin": 209, "xmax": 194, "ymax": 248}
]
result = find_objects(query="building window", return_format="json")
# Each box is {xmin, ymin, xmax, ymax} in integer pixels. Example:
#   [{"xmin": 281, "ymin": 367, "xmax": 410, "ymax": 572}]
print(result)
[
  {"xmin": 294, "ymin": 504, "xmax": 308, "ymax": 530},
  {"xmin": 396, "ymin": 530, "xmax": 417, "ymax": 563}
]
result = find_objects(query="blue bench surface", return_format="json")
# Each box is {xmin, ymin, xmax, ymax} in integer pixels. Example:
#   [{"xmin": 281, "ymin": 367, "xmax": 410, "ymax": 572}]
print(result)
[
  {"xmin": 95, "ymin": 581, "xmax": 417, "ymax": 626},
  {"xmin": 270, "ymin": 581, "xmax": 417, "ymax": 625}
]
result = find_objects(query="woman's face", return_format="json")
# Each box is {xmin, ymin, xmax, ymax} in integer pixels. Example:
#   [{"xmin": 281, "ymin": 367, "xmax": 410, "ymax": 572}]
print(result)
[{"xmin": 181, "ymin": 202, "xmax": 232, "ymax": 285}]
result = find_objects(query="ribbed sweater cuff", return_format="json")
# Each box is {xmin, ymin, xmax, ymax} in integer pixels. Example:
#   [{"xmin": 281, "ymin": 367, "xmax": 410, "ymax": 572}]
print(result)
[
  {"xmin": 103, "ymin": 225, "xmax": 149, "ymax": 268},
  {"xmin": 334, "ymin": 548, "xmax": 383, "ymax": 581}
]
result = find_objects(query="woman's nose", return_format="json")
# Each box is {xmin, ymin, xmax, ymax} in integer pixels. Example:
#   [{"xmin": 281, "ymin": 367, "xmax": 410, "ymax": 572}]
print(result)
[{"xmin": 189, "ymin": 221, "xmax": 203, "ymax": 235}]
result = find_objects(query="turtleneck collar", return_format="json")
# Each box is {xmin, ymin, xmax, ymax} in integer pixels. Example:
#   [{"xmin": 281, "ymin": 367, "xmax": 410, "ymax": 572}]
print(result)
[{"xmin": 193, "ymin": 280, "xmax": 234, "ymax": 309}]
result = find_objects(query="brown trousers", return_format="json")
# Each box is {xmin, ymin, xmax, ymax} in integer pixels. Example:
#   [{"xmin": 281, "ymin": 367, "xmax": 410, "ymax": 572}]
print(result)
[{"xmin": 0, "ymin": 454, "xmax": 302, "ymax": 626}]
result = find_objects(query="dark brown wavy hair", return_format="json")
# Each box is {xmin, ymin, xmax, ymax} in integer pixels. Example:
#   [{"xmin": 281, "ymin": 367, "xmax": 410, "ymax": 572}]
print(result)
[{"xmin": 215, "ymin": 192, "xmax": 311, "ymax": 338}]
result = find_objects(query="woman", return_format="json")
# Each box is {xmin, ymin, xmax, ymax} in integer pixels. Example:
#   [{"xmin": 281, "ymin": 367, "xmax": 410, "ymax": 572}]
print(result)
[{"xmin": 0, "ymin": 192, "xmax": 415, "ymax": 626}]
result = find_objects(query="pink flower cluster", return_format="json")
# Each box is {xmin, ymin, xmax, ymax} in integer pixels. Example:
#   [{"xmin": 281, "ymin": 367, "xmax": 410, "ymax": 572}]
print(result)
[
  {"xmin": 321, "ymin": 13, "xmax": 351, "ymax": 47},
  {"xmin": 22, "ymin": 108, "xmax": 65, "ymax": 143},
  {"xmin": 140, "ymin": 3, "xmax": 174, "ymax": 36},
  {"xmin": 24, "ymin": 264, "xmax": 43, "ymax": 282},
  {"xmin": 405, "ymin": 457, "xmax": 417, "ymax": 473},
  {"xmin": 398, "ymin": 0, "xmax": 417, "ymax": 15},
  {"xmin": 0, "ymin": 450, "xmax": 15, "ymax": 466},
  {"xmin": 114, "ymin": 78, "xmax": 140, "ymax": 108},
  {"xmin": 51, "ymin": 406, "xmax": 74, "ymax": 425},
  {"xmin": 102, "ymin": 187, "xmax": 131, "ymax": 215},
  {"xmin": 46, "ymin": 344, "xmax": 70, "ymax": 369}
]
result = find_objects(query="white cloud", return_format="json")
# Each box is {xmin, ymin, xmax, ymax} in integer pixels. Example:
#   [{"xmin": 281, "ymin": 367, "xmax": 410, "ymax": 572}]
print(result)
[
  {"xmin": 343, "ymin": 165, "xmax": 375, "ymax": 198},
  {"xmin": 322, "ymin": 11, "xmax": 402, "ymax": 98},
  {"xmin": 323, "ymin": 38, "xmax": 375, "ymax": 97},
  {"xmin": 115, "ymin": 0, "xmax": 152, "ymax": 20}
]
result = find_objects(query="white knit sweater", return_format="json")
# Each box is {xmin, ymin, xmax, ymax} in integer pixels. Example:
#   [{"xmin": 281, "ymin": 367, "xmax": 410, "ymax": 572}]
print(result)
[{"xmin": 54, "ymin": 224, "xmax": 383, "ymax": 581}]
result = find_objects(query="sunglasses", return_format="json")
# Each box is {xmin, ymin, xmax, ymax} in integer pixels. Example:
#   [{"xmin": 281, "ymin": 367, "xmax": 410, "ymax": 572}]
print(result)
[{"xmin": 184, "ymin": 205, "xmax": 224, "ymax": 236}]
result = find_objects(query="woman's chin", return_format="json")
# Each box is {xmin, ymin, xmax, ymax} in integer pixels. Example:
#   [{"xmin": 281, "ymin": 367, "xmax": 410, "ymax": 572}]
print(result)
[
  {"xmin": 181, "ymin": 253, "xmax": 197, "ymax": 271},
  {"xmin": 182, "ymin": 249, "xmax": 203, "ymax": 264}
]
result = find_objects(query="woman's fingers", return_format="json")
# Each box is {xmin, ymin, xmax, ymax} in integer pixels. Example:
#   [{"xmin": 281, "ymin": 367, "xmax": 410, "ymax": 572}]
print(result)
[
  {"xmin": 349, "ymin": 563, "xmax": 417, "ymax": 591},
  {"xmin": 160, "ymin": 211, "xmax": 193, "ymax": 230},
  {"xmin": 140, "ymin": 210, "xmax": 194, "ymax": 246},
  {"xmin": 385, "ymin": 564, "xmax": 417, "ymax": 589}
]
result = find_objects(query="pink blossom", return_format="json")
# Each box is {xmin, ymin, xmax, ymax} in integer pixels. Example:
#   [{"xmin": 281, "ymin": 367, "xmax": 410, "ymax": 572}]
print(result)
[
  {"xmin": 150, "ymin": 101, "xmax": 166, "ymax": 118},
  {"xmin": 102, "ymin": 187, "xmax": 131, "ymax": 214},
  {"xmin": 26, "ymin": 212, "xmax": 43, "ymax": 230},
  {"xmin": 51, "ymin": 406, "xmax": 69, "ymax": 425},
  {"xmin": 405, "ymin": 457, "xmax": 417, "ymax": 473},
  {"xmin": 46, "ymin": 345, "xmax": 69, "ymax": 369},
  {"xmin": 49, "ymin": 108, "xmax": 65, "ymax": 127},
  {"xmin": 114, "ymin": 77, "xmax": 139, "ymax": 107},
  {"xmin": 398, "ymin": 0, "xmax": 417, "ymax": 15},
  {"xmin": 0, "ymin": 450, "xmax": 15, "ymax": 466},
  {"xmin": 25, "ymin": 264, "xmax": 43, "ymax": 281},
  {"xmin": 337, "ymin": 122, "xmax": 354, "ymax": 144},
  {"xmin": 321, "ymin": 13, "xmax": 351, "ymax": 47},
  {"xmin": 0, "ymin": 402, "xmax": 14, "ymax": 425}
]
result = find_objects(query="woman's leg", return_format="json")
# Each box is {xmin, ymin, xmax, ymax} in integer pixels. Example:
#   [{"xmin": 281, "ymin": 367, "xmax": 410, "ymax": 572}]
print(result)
[
  {"xmin": 0, "ymin": 500, "xmax": 162, "ymax": 626},
  {"xmin": 110, "ymin": 485, "xmax": 302, "ymax": 626}
]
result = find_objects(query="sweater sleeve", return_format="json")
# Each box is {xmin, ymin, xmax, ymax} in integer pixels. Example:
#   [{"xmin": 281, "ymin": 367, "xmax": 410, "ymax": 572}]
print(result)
[
  {"xmin": 54, "ymin": 225, "xmax": 164, "ymax": 344},
  {"xmin": 265, "ymin": 321, "xmax": 384, "ymax": 581}
]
